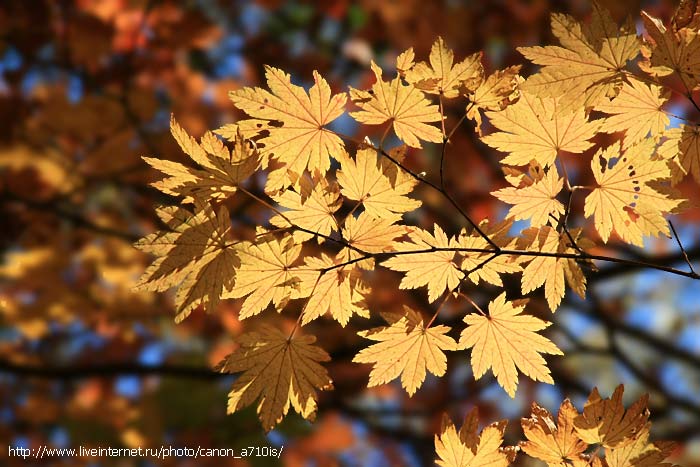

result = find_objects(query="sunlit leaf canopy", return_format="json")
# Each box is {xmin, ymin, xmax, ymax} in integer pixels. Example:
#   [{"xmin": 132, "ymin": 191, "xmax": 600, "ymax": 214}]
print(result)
[{"xmin": 1, "ymin": 1, "xmax": 700, "ymax": 466}]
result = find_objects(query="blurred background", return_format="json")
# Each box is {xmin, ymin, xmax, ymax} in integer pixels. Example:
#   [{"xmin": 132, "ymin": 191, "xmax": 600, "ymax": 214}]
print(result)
[{"xmin": 0, "ymin": 0, "xmax": 699, "ymax": 466}]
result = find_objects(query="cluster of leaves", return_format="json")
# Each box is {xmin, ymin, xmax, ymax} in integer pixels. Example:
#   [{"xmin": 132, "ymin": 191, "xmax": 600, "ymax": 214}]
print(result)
[
  {"xmin": 435, "ymin": 385, "xmax": 678, "ymax": 467},
  {"xmin": 135, "ymin": 1, "xmax": 700, "ymax": 434}
]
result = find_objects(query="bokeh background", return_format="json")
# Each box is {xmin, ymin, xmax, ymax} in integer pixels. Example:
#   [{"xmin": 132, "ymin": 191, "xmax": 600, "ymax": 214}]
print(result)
[{"xmin": 1, "ymin": 0, "xmax": 699, "ymax": 466}]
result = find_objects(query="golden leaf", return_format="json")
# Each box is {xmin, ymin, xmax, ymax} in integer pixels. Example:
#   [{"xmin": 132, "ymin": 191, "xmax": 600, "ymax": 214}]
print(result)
[
  {"xmin": 465, "ymin": 65, "xmax": 521, "ymax": 135},
  {"xmin": 269, "ymin": 173, "xmax": 342, "ymax": 243},
  {"xmin": 481, "ymin": 91, "xmax": 601, "ymax": 167},
  {"xmin": 520, "ymin": 400, "xmax": 589, "ymax": 467},
  {"xmin": 519, "ymin": 226, "xmax": 568, "ymax": 312},
  {"xmin": 435, "ymin": 409, "xmax": 511, "ymax": 467},
  {"xmin": 336, "ymin": 146, "xmax": 421, "ymax": 219},
  {"xmin": 382, "ymin": 225, "xmax": 462, "ymax": 303},
  {"xmin": 606, "ymin": 427, "xmax": 677, "ymax": 467},
  {"xmin": 518, "ymin": 2, "xmax": 640, "ymax": 109},
  {"xmin": 144, "ymin": 117, "xmax": 259, "ymax": 201},
  {"xmin": 460, "ymin": 293, "xmax": 563, "ymax": 397},
  {"xmin": 584, "ymin": 139, "xmax": 683, "ymax": 246},
  {"xmin": 349, "ymin": 61, "xmax": 443, "ymax": 148},
  {"xmin": 218, "ymin": 326, "xmax": 333, "ymax": 432},
  {"xmin": 455, "ymin": 229, "xmax": 522, "ymax": 287},
  {"xmin": 658, "ymin": 124, "xmax": 700, "ymax": 184},
  {"xmin": 405, "ymin": 37, "xmax": 483, "ymax": 98},
  {"xmin": 492, "ymin": 166, "xmax": 564, "ymax": 227},
  {"xmin": 222, "ymin": 233, "xmax": 302, "ymax": 319},
  {"xmin": 134, "ymin": 204, "xmax": 240, "ymax": 323},
  {"xmin": 229, "ymin": 66, "xmax": 346, "ymax": 189},
  {"xmin": 574, "ymin": 385, "xmax": 650, "ymax": 449},
  {"xmin": 353, "ymin": 307, "xmax": 457, "ymax": 395},
  {"xmin": 595, "ymin": 79, "xmax": 670, "ymax": 149},
  {"xmin": 340, "ymin": 211, "xmax": 406, "ymax": 269}
]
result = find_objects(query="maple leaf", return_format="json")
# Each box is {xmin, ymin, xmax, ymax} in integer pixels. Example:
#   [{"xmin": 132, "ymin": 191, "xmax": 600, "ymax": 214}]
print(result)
[
  {"xmin": 658, "ymin": 124, "xmax": 700, "ymax": 184},
  {"xmin": 460, "ymin": 292, "xmax": 563, "ymax": 397},
  {"xmin": 349, "ymin": 61, "xmax": 443, "ymax": 148},
  {"xmin": 640, "ymin": 11, "xmax": 700, "ymax": 91},
  {"xmin": 353, "ymin": 307, "xmax": 457, "ymax": 395},
  {"xmin": 382, "ymin": 224, "xmax": 462, "ymax": 303},
  {"xmin": 294, "ymin": 254, "xmax": 369, "ymax": 327},
  {"xmin": 595, "ymin": 79, "xmax": 670, "ymax": 149},
  {"xmin": 455, "ymin": 228, "xmax": 522, "ymax": 287},
  {"xmin": 218, "ymin": 325, "xmax": 333, "ymax": 432},
  {"xmin": 518, "ymin": 2, "xmax": 640, "ymax": 109},
  {"xmin": 228, "ymin": 66, "xmax": 346, "ymax": 190},
  {"xmin": 336, "ymin": 146, "xmax": 421, "ymax": 219},
  {"xmin": 574, "ymin": 385, "xmax": 650, "ymax": 449},
  {"xmin": 144, "ymin": 117, "xmax": 259, "ymax": 201},
  {"xmin": 519, "ymin": 226, "xmax": 569, "ymax": 312},
  {"xmin": 606, "ymin": 427, "xmax": 677, "ymax": 467},
  {"xmin": 222, "ymin": 233, "xmax": 302, "ymax": 319},
  {"xmin": 134, "ymin": 203, "xmax": 240, "ymax": 323},
  {"xmin": 435, "ymin": 408, "xmax": 512, "ymax": 467},
  {"xmin": 269, "ymin": 173, "xmax": 341, "ymax": 243},
  {"xmin": 481, "ymin": 91, "xmax": 601, "ymax": 167},
  {"xmin": 584, "ymin": 139, "xmax": 683, "ymax": 247},
  {"xmin": 340, "ymin": 211, "xmax": 406, "ymax": 269},
  {"xmin": 493, "ymin": 165, "xmax": 564, "ymax": 227},
  {"xmin": 520, "ymin": 400, "xmax": 589, "ymax": 467},
  {"xmin": 465, "ymin": 65, "xmax": 521, "ymax": 135},
  {"xmin": 405, "ymin": 37, "xmax": 483, "ymax": 98}
]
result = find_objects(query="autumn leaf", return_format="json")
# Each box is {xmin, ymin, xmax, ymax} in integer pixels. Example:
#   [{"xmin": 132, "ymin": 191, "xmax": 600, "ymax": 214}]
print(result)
[
  {"xmin": 435, "ymin": 409, "xmax": 512, "ymax": 467},
  {"xmin": 218, "ymin": 325, "xmax": 333, "ymax": 432},
  {"xmin": 658, "ymin": 124, "xmax": 700, "ymax": 184},
  {"xmin": 349, "ymin": 61, "xmax": 443, "ymax": 148},
  {"xmin": 518, "ymin": 2, "xmax": 640, "ymax": 109},
  {"xmin": 336, "ymin": 146, "xmax": 421, "ymax": 219},
  {"xmin": 606, "ymin": 427, "xmax": 677, "ymax": 467},
  {"xmin": 519, "ymin": 226, "xmax": 569, "ymax": 312},
  {"xmin": 455, "ymin": 228, "xmax": 522, "ymax": 288},
  {"xmin": 228, "ymin": 66, "xmax": 346, "ymax": 190},
  {"xmin": 640, "ymin": 11, "xmax": 700, "ymax": 92},
  {"xmin": 222, "ymin": 232, "xmax": 302, "ymax": 319},
  {"xmin": 460, "ymin": 293, "xmax": 563, "ymax": 397},
  {"xmin": 520, "ymin": 400, "xmax": 589, "ymax": 467},
  {"xmin": 295, "ymin": 254, "xmax": 369, "ymax": 327},
  {"xmin": 595, "ymin": 79, "xmax": 670, "ymax": 149},
  {"xmin": 340, "ymin": 211, "xmax": 406, "ymax": 269},
  {"xmin": 481, "ymin": 91, "xmax": 601, "ymax": 167},
  {"xmin": 353, "ymin": 307, "xmax": 457, "ymax": 395},
  {"xmin": 405, "ymin": 37, "xmax": 483, "ymax": 98},
  {"xmin": 382, "ymin": 224, "xmax": 462, "ymax": 303},
  {"xmin": 134, "ymin": 203, "xmax": 240, "ymax": 323},
  {"xmin": 574, "ymin": 385, "xmax": 650, "ymax": 449},
  {"xmin": 269, "ymin": 173, "xmax": 342, "ymax": 243},
  {"xmin": 492, "ymin": 166, "xmax": 564, "ymax": 227},
  {"xmin": 465, "ymin": 65, "xmax": 521, "ymax": 135},
  {"xmin": 144, "ymin": 117, "xmax": 259, "ymax": 201},
  {"xmin": 584, "ymin": 139, "xmax": 682, "ymax": 247}
]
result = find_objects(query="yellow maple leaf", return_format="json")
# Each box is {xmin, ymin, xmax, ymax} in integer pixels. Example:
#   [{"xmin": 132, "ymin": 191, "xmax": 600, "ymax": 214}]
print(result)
[
  {"xmin": 222, "ymin": 233, "xmax": 302, "ymax": 319},
  {"xmin": 640, "ymin": 11, "xmax": 700, "ymax": 91},
  {"xmin": 353, "ymin": 307, "xmax": 457, "ymax": 395},
  {"xmin": 606, "ymin": 427, "xmax": 677, "ymax": 467},
  {"xmin": 435, "ymin": 409, "xmax": 512, "ymax": 467},
  {"xmin": 349, "ymin": 61, "xmax": 443, "ymax": 148},
  {"xmin": 269, "ymin": 173, "xmax": 341, "ymax": 243},
  {"xmin": 294, "ymin": 254, "xmax": 369, "ymax": 327},
  {"xmin": 405, "ymin": 37, "xmax": 483, "ymax": 99},
  {"xmin": 465, "ymin": 65, "xmax": 521, "ymax": 135},
  {"xmin": 340, "ymin": 211, "xmax": 406, "ymax": 269},
  {"xmin": 382, "ymin": 224, "xmax": 462, "ymax": 302},
  {"xmin": 460, "ymin": 292, "xmax": 563, "ymax": 397},
  {"xmin": 520, "ymin": 400, "xmax": 589, "ymax": 467},
  {"xmin": 595, "ymin": 79, "xmax": 670, "ymax": 149},
  {"xmin": 518, "ymin": 2, "xmax": 640, "ymax": 109},
  {"xmin": 455, "ymin": 228, "xmax": 522, "ymax": 287},
  {"xmin": 658, "ymin": 124, "xmax": 700, "ymax": 184},
  {"xmin": 144, "ymin": 117, "xmax": 259, "ymax": 201},
  {"xmin": 493, "ymin": 166, "xmax": 564, "ymax": 227},
  {"xmin": 218, "ymin": 325, "xmax": 333, "ymax": 432},
  {"xmin": 134, "ymin": 204, "xmax": 240, "ymax": 323},
  {"xmin": 336, "ymin": 146, "xmax": 421, "ymax": 219},
  {"xmin": 481, "ymin": 91, "xmax": 601, "ymax": 167},
  {"xmin": 583, "ymin": 139, "xmax": 683, "ymax": 247},
  {"xmin": 519, "ymin": 226, "xmax": 570, "ymax": 312},
  {"xmin": 228, "ymin": 66, "xmax": 346, "ymax": 190},
  {"xmin": 574, "ymin": 385, "xmax": 650, "ymax": 449}
]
